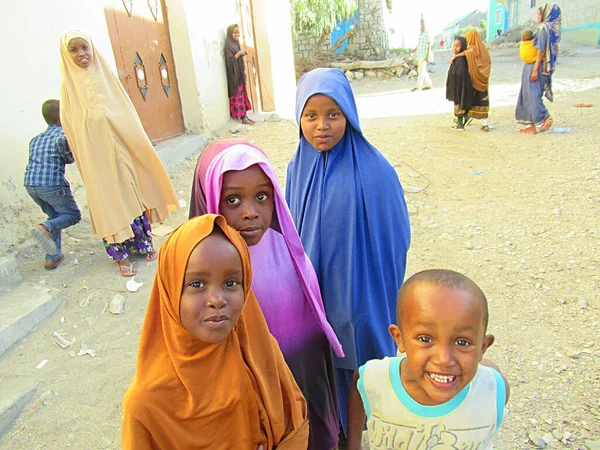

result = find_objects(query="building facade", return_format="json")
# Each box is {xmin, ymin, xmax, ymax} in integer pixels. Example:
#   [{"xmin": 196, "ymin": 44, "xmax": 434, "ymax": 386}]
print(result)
[{"xmin": 0, "ymin": 0, "xmax": 296, "ymax": 253}]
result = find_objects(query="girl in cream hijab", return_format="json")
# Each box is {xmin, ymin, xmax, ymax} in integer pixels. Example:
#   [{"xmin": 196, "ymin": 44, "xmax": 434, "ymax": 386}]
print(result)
[{"xmin": 59, "ymin": 30, "xmax": 179, "ymax": 276}]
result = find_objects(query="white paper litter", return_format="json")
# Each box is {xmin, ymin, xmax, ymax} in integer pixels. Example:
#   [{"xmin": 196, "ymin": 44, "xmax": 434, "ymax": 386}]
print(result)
[{"xmin": 126, "ymin": 277, "xmax": 144, "ymax": 293}]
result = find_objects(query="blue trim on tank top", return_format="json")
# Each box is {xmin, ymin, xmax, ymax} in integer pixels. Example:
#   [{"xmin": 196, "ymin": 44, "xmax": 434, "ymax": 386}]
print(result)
[
  {"xmin": 390, "ymin": 356, "xmax": 470, "ymax": 417},
  {"xmin": 491, "ymin": 367, "xmax": 506, "ymax": 429}
]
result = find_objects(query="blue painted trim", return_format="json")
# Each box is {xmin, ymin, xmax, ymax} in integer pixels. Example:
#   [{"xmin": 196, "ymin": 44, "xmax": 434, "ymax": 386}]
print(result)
[
  {"xmin": 561, "ymin": 22, "xmax": 600, "ymax": 47},
  {"xmin": 491, "ymin": 368, "xmax": 506, "ymax": 429},
  {"xmin": 390, "ymin": 357, "xmax": 470, "ymax": 418},
  {"xmin": 357, "ymin": 364, "xmax": 371, "ymax": 419},
  {"xmin": 562, "ymin": 22, "xmax": 600, "ymax": 32}
]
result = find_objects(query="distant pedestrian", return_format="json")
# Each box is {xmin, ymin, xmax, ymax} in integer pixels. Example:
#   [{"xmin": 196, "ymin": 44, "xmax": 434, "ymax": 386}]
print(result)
[
  {"xmin": 440, "ymin": 38, "xmax": 445, "ymax": 49},
  {"xmin": 515, "ymin": 3, "xmax": 561, "ymax": 134},
  {"xmin": 24, "ymin": 99, "xmax": 81, "ymax": 270},
  {"xmin": 411, "ymin": 17, "xmax": 433, "ymax": 91},
  {"xmin": 497, "ymin": 29, "xmax": 502, "ymax": 38},
  {"xmin": 446, "ymin": 37, "xmax": 472, "ymax": 131},
  {"xmin": 449, "ymin": 30, "xmax": 492, "ymax": 131}
]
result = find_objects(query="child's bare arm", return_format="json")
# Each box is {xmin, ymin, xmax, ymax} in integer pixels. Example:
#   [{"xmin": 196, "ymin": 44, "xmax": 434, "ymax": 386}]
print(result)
[
  {"xmin": 347, "ymin": 370, "xmax": 367, "ymax": 450},
  {"xmin": 480, "ymin": 359, "xmax": 511, "ymax": 404}
]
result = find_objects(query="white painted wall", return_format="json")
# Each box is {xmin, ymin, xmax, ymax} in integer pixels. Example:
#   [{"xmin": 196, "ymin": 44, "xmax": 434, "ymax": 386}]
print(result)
[
  {"xmin": 0, "ymin": 0, "xmax": 116, "ymax": 252},
  {"xmin": 173, "ymin": 0, "xmax": 237, "ymax": 132},
  {"xmin": 253, "ymin": 0, "xmax": 297, "ymax": 119}
]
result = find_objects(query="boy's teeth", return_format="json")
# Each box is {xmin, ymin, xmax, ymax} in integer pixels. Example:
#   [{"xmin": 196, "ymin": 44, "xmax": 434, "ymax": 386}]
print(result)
[{"xmin": 428, "ymin": 373, "xmax": 456, "ymax": 383}]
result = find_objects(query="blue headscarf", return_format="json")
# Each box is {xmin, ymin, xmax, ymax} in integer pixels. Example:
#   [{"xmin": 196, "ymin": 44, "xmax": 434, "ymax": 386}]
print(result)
[
  {"xmin": 540, "ymin": 3, "xmax": 561, "ymax": 76},
  {"xmin": 286, "ymin": 68, "xmax": 411, "ymax": 372}
]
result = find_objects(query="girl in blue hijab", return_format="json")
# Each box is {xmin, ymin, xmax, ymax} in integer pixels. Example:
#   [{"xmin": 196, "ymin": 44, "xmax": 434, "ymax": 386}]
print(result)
[{"xmin": 286, "ymin": 68, "xmax": 411, "ymax": 435}]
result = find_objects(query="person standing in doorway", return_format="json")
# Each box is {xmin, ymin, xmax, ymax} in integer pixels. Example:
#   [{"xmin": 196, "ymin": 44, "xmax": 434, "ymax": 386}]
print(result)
[
  {"xmin": 225, "ymin": 24, "xmax": 255, "ymax": 126},
  {"xmin": 412, "ymin": 17, "xmax": 432, "ymax": 91}
]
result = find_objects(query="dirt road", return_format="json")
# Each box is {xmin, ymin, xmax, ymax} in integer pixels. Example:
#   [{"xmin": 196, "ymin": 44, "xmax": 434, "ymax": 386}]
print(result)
[{"xmin": 1, "ymin": 44, "xmax": 599, "ymax": 449}]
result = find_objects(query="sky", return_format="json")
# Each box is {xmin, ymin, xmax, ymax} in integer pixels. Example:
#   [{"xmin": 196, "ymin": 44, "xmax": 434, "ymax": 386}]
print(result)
[{"xmin": 385, "ymin": 0, "xmax": 489, "ymax": 48}]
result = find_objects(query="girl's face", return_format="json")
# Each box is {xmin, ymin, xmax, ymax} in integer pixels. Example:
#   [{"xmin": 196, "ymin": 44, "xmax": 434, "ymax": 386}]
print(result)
[
  {"xmin": 232, "ymin": 27, "xmax": 240, "ymax": 42},
  {"xmin": 537, "ymin": 8, "xmax": 543, "ymax": 23},
  {"xmin": 180, "ymin": 232, "xmax": 245, "ymax": 344},
  {"xmin": 452, "ymin": 39, "xmax": 462, "ymax": 55},
  {"xmin": 68, "ymin": 38, "xmax": 92, "ymax": 68},
  {"xmin": 219, "ymin": 164, "xmax": 274, "ymax": 247},
  {"xmin": 300, "ymin": 94, "xmax": 347, "ymax": 152}
]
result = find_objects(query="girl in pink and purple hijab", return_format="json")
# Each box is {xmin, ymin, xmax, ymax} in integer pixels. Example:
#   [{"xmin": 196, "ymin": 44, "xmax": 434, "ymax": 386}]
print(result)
[{"xmin": 189, "ymin": 139, "xmax": 344, "ymax": 450}]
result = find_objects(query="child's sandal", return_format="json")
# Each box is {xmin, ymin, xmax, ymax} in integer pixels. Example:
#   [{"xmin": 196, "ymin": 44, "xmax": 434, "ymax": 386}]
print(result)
[{"xmin": 117, "ymin": 261, "xmax": 137, "ymax": 277}]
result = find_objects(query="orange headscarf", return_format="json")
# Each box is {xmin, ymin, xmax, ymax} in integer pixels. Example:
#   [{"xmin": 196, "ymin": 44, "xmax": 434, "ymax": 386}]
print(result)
[
  {"xmin": 59, "ymin": 30, "xmax": 179, "ymax": 243},
  {"xmin": 464, "ymin": 30, "xmax": 492, "ymax": 92},
  {"xmin": 122, "ymin": 215, "xmax": 309, "ymax": 449}
]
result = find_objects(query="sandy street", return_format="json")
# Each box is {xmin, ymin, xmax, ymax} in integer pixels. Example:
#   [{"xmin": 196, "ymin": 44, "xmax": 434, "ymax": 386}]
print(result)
[{"xmin": 1, "ymin": 43, "xmax": 599, "ymax": 449}]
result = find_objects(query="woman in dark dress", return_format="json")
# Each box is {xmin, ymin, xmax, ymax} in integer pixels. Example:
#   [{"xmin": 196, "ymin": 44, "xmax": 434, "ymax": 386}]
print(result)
[{"xmin": 225, "ymin": 24, "xmax": 254, "ymax": 125}]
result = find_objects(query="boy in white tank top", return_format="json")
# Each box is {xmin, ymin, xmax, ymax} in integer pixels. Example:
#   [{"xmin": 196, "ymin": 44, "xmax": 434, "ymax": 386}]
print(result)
[{"xmin": 346, "ymin": 269, "xmax": 510, "ymax": 449}]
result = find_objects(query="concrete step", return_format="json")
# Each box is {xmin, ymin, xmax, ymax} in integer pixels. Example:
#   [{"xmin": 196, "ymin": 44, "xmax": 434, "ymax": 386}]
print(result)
[
  {"xmin": 155, "ymin": 133, "xmax": 207, "ymax": 170},
  {"xmin": 0, "ymin": 283, "xmax": 60, "ymax": 358},
  {"xmin": 0, "ymin": 378, "xmax": 37, "ymax": 438},
  {"xmin": 0, "ymin": 379, "xmax": 37, "ymax": 438},
  {"xmin": 0, "ymin": 257, "xmax": 22, "ymax": 294}
]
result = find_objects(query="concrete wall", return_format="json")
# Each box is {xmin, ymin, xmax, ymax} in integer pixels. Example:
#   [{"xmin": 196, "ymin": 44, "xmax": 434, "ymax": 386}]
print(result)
[
  {"xmin": 516, "ymin": 0, "xmax": 600, "ymax": 46},
  {"xmin": 170, "ymin": 0, "xmax": 235, "ymax": 132},
  {"xmin": 252, "ymin": 0, "xmax": 297, "ymax": 119},
  {"xmin": 0, "ymin": 0, "xmax": 115, "ymax": 253}
]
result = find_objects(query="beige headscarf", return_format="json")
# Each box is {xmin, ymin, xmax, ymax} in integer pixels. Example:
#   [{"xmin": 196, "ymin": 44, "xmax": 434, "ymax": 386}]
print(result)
[{"xmin": 59, "ymin": 30, "xmax": 179, "ymax": 243}]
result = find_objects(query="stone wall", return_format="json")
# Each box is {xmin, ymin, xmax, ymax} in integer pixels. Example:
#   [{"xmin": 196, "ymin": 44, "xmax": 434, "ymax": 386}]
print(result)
[
  {"xmin": 294, "ymin": 33, "xmax": 331, "ymax": 60},
  {"xmin": 293, "ymin": 0, "xmax": 388, "ymax": 61}
]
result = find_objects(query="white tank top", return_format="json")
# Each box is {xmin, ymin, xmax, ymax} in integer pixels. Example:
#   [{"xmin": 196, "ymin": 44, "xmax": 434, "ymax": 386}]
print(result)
[{"xmin": 357, "ymin": 356, "xmax": 506, "ymax": 449}]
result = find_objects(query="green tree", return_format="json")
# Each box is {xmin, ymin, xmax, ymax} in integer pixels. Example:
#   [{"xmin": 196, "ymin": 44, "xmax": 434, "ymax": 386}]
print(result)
[
  {"xmin": 290, "ymin": 0, "xmax": 358, "ymax": 35},
  {"xmin": 479, "ymin": 19, "xmax": 487, "ymax": 39}
]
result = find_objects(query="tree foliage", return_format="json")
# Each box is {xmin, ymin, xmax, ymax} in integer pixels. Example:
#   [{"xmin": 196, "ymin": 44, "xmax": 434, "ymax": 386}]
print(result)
[{"xmin": 290, "ymin": 0, "xmax": 358, "ymax": 35}]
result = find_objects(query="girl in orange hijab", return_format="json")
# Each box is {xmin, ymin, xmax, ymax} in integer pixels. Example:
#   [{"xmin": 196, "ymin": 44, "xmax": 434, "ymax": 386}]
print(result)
[{"xmin": 122, "ymin": 214, "xmax": 309, "ymax": 449}]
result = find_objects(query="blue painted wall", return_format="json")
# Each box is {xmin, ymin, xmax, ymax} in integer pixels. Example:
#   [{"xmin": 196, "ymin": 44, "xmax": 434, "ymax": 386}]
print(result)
[
  {"xmin": 331, "ymin": 9, "xmax": 360, "ymax": 54},
  {"xmin": 487, "ymin": 0, "xmax": 509, "ymax": 42}
]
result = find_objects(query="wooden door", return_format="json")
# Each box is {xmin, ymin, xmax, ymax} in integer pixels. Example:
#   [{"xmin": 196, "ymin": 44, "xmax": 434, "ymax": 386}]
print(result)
[
  {"xmin": 236, "ymin": 0, "xmax": 261, "ymax": 112},
  {"xmin": 105, "ymin": 0, "xmax": 185, "ymax": 143}
]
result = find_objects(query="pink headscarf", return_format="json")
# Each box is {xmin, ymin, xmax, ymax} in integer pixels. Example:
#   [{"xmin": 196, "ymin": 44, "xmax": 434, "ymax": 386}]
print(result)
[{"xmin": 189, "ymin": 140, "xmax": 343, "ymax": 357}]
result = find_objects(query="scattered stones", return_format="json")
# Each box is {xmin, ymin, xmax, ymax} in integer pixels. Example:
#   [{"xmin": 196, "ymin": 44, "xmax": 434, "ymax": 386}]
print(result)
[
  {"xmin": 579, "ymin": 299, "xmax": 589, "ymax": 309},
  {"xmin": 109, "ymin": 294, "xmax": 126, "ymax": 315},
  {"xmin": 528, "ymin": 432, "xmax": 547, "ymax": 448},
  {"xmin": 265, "ymin": 113, "xmax": 281, "ymax": 122}
]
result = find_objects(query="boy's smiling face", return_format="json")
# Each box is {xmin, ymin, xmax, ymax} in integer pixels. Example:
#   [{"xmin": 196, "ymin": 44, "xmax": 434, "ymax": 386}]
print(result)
[
  {"xmin": 390, "ymin": 282, "xmax": 494, "ymax": 406},
  {"xmin": 68, "ymin": 38, "xmax": 92, "ymax": 68}
]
